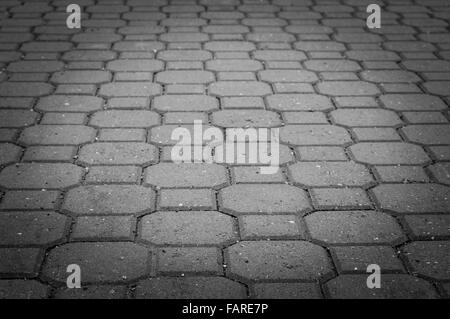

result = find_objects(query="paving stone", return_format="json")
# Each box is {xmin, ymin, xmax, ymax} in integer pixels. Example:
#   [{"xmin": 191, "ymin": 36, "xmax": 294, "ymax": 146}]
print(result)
[
  {"xmin": 140, "ymin": 211, "xmax": 237, "ymax": 246},
  {"xmin": 0, "ymin": 110, "xmax": 38, "ymax": 127},
  {"xmin": 209, "ymin": 81, "xmax": 272, "ymax": 96},
  {"xmin": 113, "ymin": 41, "xmax": 164, "ymax": 52},
  {"xmin": 42, "ymin": 242, "xmax": 150, "ymax": 283},
  {"xmin": 361, "ymin": 70, "xmax": 421, "ymax": 83},
  {"xmin": 63, "ymin": 185, "xmax": 155, "ymax": 215},
  {"xmin": 50, "ymin": 70, "xmax": 111, "ymax": 84},
  {"xmin": 331, "ymin": 109, "xmax": 402, "ymax": 127},
  {"xmin": 54, "ymin": 285, "xmax": 126, "ymax": 299},
  {"xmin": 374, "ymin": 166, "xmax": 429, "ymax": 183},
  {"xmin": 350, "ymin": 142, "xmax": 430, "ymax": 165},
  {"xmin": 259, "ymin": 70, "xmax": 318, "ymax": 83},
  {"xmin": 157, "ymin": 247, "xmax": 222, "ymax": 275},
  {"xmin": 305, "ymin": 211, "xmax": 405, "ymax": 245},
  {"xmin": 62, "ymin": 50, "xmax": 117, "ymax": 61},
  {"xmin": 331, "ymin": 246, "xmax": 404, "ymax": 273},
  {"xmin": 403, "ymin": 215, "xmax": 450, "ymax": 240},
  {"xmin": 156, "ymin": 70, "xmax": 215, "ymax": 84},
  {"xmin": 78, "ymin": 142, "xmax": 158, "ymax": 165},
  {"xmin": 231, "ymin": 166, "xmax": 285, "ymax": 183},
  {"xmin": 19, "ymin": 125, "xmax": 96, "ymax": 145},
  {"xmin": 239, "ymin": 215, "xmax": 305, "ymax": 240},
  {"xmin": 305, "ymin": 59, "xmax": 361, "ymax": 71},
  {"xmin": 296, "ymin": 146, "xmax": 348, "ymax": 161},
  {"xmin": 211, "ymin": 110, "xmax": 281, "ymax": 128},
  {"xmin": 164, "ymin": 112, "xmax": 208, "ymax": 124},
  {"xmin": 205, "ymin": 41, "xmax": 255, "ymax": 51},
  {"xmin": 428, "ymin": 162, "xmax": 450, "ymax": 185},
  {"xmin": 310, "ymin": 188, "xmax": 372, "ymax": 210},
  {"xmin": 206, "ymin": 59, "xmax": 263, "ymax": 71},
  {"xmin": 401, "ymin": 125, "xmax": 450, "ymax": 145},
  {"xmin": 152, "ymin": 95, "xmax": 218, "ymax": 112},
  {"xmin": 23, "ymin": 146, "xmax": 76, "ymax": 162},
  {"xmin": 353, "ymin": 127, "xmax": 402, "ymax": 142},
  {"xmin": 72, "ymin": 216, "xmax": 135, "ymax": 241},
  {"xmin": 424, "ymin": 81, "xmax": 450, "ymax": 96},
  {"xmin": 85, "ymin": 166, "xmax": 141, "ymax": 184},
  {"xmin": 0, "ymin": 143, "xmax": 22, "ymax": 166},
  {"xmin": 326, "ymin": 275, "xmax": 438, "ymax": 299},
  {"xmin": 8, "ymin": 60, "xmax": 64, "ymax": 72},
  {"xmin": 280, "ymin": 125, "xmax": 352, "ymax": 145},
  {"xmin": 266, "ymin": 94, "xmax": 334, "ymax": 111},
  {"xmin": 0, "ymin": 280, "xmax": 48, "ymax": 299},
  {"xmin": 253, "ymin": 50, "xmax": 307, "ymax": 61},
  {"xmin": 219, "ymin": 184, "xmax": 311, "ymax": 215},
  {"xmin": 144, "ymin": 163, "xmax": 228, "ymax": 188},
  {"xmin": 404, "ymin": 241, "xmax": 450, "ymax": 281},
  {"xmin": 36, "ymin": 95, "xmax": 104, "ymax": 112},
  {"xmin": 222, "ymin": 97, "xmax": 265, "ymax": 108},
  {"xmin": 99, "ymin": 82, "xmax": 161, "ymax": 97},
  {"xmin": 40, "ymin": 113, "xmax": 86, "ymax": 125},
  {"xmin": 135, "ymin": 277, "xmax": 246, "ymax": 299},
  {"xmin": 251, "ymin": 283, "xmax": 322, "ymax": 299},
  {"xmin": 157, "ymin": 50, "xmax": 212, "ymax": 61},
  {"xmin": 0, "ymin": 190, "xmax": 59, "ymax": 210},
  {"xmin": 317, "ymin": 81, "xmax": 380, "ymax": 96},
  {"xmin": 0, "ymin": 248, "xmax": 42, "ymax": 277},
  {"xmin": 0, "ymin": 211, "xmax": 68, "ymax": 246},
  {"xmin": 372, "ymin": 184, "xmax": 450, "ymax": 214},
  {"xmin": 226, "ymin": 241, "xmax": 332, "ymax": 281},
  {"xmin": 0, "ymin": 163, "xmax": 83, "ymax": 189},
  {"xmin": 158, "ymin": 189, "xmax": 216, "ymax": 211},
  {"xmin": 380, "ymin": 94, "xmax": 447, "ymax": 111},
  {"xmin": 288, "ymin": 162, "xmax": 373, "ymax": 187},
  {"xmin": 90, "ymin": 110, "xmax": 160, "ymax": 128},
  {"xmin": 107, "ymin": 59, "xmax": 163, "ymax": 72}
]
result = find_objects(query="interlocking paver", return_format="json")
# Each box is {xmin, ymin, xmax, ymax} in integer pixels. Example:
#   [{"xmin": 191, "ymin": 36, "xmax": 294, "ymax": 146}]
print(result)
[
  {"xmin": 140, "ymin": 211, "xmax": 237, "ymax": 246},
  {"xmin": 326, "ymin": 275, "xmax": 438, "ymax": 299},
  {"xmin": 42, "ymin": 242, "xmax": 150, "ymax": 283},
  {"xmin": 1, "ymin": 0, "xmax": 449, "ymax": 299},
  {"xmin": 63, "ymin": 185, "xmax": 155, "ymax": 216},
  {"xmin": 220, "ymin": 184, "xmax": 311, "ymax": 215},
  {"xmin": 226, "ymin": 241, "xmax": 333, "ymax": 281}
]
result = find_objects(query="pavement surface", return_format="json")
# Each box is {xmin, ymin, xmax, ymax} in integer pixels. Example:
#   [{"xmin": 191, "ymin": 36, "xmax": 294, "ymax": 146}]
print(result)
[{"xmin": 0, "ymin": 0, "xmax": 449, "ymax": 299}]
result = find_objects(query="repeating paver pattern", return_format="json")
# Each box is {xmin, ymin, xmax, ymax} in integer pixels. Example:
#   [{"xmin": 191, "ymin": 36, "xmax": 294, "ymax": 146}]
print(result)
[{"xmin": 0, "ymin": 0, "xmax": 449, "ymax": 299}]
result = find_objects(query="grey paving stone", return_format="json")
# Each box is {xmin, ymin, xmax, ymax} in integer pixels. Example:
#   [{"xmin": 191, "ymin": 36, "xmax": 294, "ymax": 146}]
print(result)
[
  {"xmin": 0, "ymin": 110, "xmax": 38, "ymax": 128},
  {"xmin": 372, "ymin": 184, "xmax": 450, "ymax": 214},
  {"xmin": 157, "ymin": 247, "xmax": 222, "ymax": 275},
  {"xmin": 0, "ymin": 248, "xmax": 42, "ymax": 277},
  {"xmin": 428, "ymin": 162, "xmax": 450, "ymax": 185},
  {"xmin": 90, "ymin": 110, "xmax": 160, "ymax": 128},
  {"xmin": 209, "ymin": 81, "xmax": 272, "ymax": 96},
  {"xmin": 326, "ymin": 275, "xmax": 438, "ymax": 299},
  {"xmin": 403, "ymin": 215, "xmax": 450, "ymax": 240},
  {"xmin": 140, "ymin": 211, "xmax": 237, "ymax": 246},
  {"xmin": 19, "ymin": 125, "xmax": 96, "ymax": 145},
  {"xmin": 259, "ymin": 70, "xmax": 318, "ymax": 83},
  {"xmin": 266, "ymin": 94, "xmax": 334, "ymax": 111},
  {"xmin": 401, "ymin": 125, "xmax": 450, "ymax": 145},
  {"xmin": 152, "ymin": 95, "xmax": 218, "ymax": 112},
  {"xmin": 135, "ymin": 277, "xmax": 246, "ymax": 299},
  {"xmin": 0, "ymin": 163, "xmax": 83, "ymax": 189},
  {"xmin": 85, "ymin": 166, "xmax": 141, "ymax": 184},
  {"xmin": 63, "ymin": 185, "xmax": 155, "ymax": 215},
  {"xmin": 144, "ymin": 163, "xmax": 228, "ymax": 188},
  {"xmin": 0, "ymin": 280, "xmax": 49, "ymax": 299},
  {"xmin": 350, "ymin": 142, "xmax": 430, "ymax": 165},
  {"xmin": 211, "ymin": 110, "xmax": 281, "ymax": 128},
  {"xmin": 72, "ymin": 216, "xmax": 135, "ymax": 241},
  {"xmin": 306, "ymin": 210, "xmax": 405, "ymax": 245},
  {"xmin": 331, "ymin": 246, "xmax": 404, "ymax": 273},
  {"xmin": 310, "ymin": 188, "xmax": 372, "ymax": 210},
  {"xmin": 42, "ymin": 242, "xmax": 150, "ymax": 283},
  {"xmin": 78, "ymin": 143, "xmax": 158, "ymax": 165},
  {"xmin": 36, "ymin": 95, "xmax": 104, "ymax": 112},
  {"xmin": 403, "ymin": 241, "xmax": 450, "ymax": 281},
  {"xmin": 99, "ymin": 82, "xmax": 161, "ymax": 97},
  {"xmin": 317, "ymin": 81, "xmax": 380, "ymax": 96},
  {"xmin": 158, "ymin": 188, "xmax": 216, "ymax": 211},
  {"xmin": 0, "ymin": 211, "xmax": 68, "ymax": 246},
  {"xmin": 0, "ymin": 143, "xmax": 22, "ymax": 166},
  {"xmin": 280, "ymin": 125, "xmax": 352, "ymax": 145},
  {"xmin": 54, "ymin": 285, "xmax": 126, "ymax": 299},
  {"xmin": 288, "ymin": 162, "xmax": 374, "ymax": 187},
  {"xmin": 226, "ymin": 241, "xmax": 333, "ymax": 281},
  {"xmin": 239, "ymin": 215, "xmax": 305, "ymax": 240},
  {"xmin": 380, "ymin": 94, "xmax": 447, "ymax": 111},
  {"xmin": 251, "ymin": 283, "xmax": 322, "ymax": 299},
  {"xmin": 331, "ymin": 109, "xmax": 402, "ymax": 127},
  {"xmin": 219, "ymin": 184, "xmax": 311, "ymax": 215}
]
